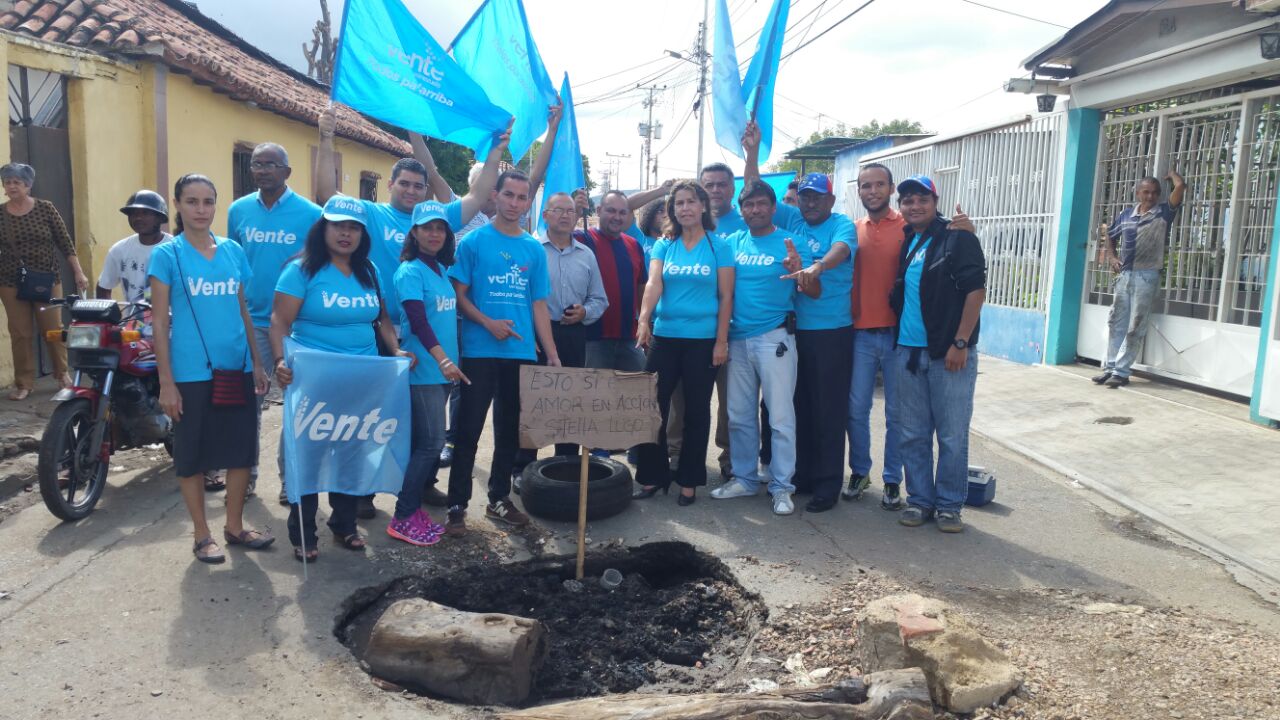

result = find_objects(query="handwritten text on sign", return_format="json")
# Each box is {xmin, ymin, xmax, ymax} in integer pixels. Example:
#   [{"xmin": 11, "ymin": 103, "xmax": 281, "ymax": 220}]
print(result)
[{"xmin": 518, "ymin": 367, "xmax": 661, "ymax": 450}]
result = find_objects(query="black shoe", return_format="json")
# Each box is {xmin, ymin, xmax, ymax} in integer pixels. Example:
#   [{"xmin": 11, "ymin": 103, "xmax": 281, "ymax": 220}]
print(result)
[
  {"xmin": 880, "ymin": 483, "xmax": 904, "ymax": 511},
  {"xmin": 1105, "ymin": 375, "xmax": 1130, "ymax": 389},
  {"xmin": 632, "ymin": 485, "xmax": 667, "ymax": 499},
  {"xmin": 356, "ymin": 495, "xmax": 376, "ymax": 519},
  {"xmin": 1091, "ymin": 371, "xmax": 1112, "ymax": 385},
  {"xmin": 677, "ymin": 491, "xmax": 696, "ymax": 506},
  {"xmin": 841, "ymin": 473, "xmax": 870, "ymax": 501},
  {"xmin": 805, "ymin": 496, "xmax": 837, "ymax": 513},
  {"xmin": 438, "ymin": 442, "xmax": 454, "ymax": 468},
  {"xmin": 278, "ymin": 486, "xmax": 290, "ymax": 507},
  {"xmin": 421, "ymin": 484, "xmax": 448, "ymax": 508}
]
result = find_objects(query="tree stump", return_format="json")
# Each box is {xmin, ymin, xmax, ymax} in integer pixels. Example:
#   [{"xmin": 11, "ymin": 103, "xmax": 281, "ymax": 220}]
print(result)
[{"xmin": 363, "ymin": 598, "xmax": 548, "ymax": 706}]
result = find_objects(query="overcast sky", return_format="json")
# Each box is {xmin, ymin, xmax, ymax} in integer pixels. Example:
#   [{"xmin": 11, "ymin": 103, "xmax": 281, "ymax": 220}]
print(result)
[{"xmin": 193, "ymin": 0, "xmax": 1109, "ymax": 189}]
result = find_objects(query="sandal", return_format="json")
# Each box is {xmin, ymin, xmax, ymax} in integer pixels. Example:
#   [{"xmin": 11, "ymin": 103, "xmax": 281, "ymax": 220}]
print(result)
[
  {"xmin": 8, "ymin": 388, "xmax": 30, "ymax": 401},
  {"xmin": 204, "ymin": 470, "xmax": 226, "ymax": 492},
  {"xmin": 223, "ymin": 527, "xmax": 275, "ymax": 550},
  {"xmin": 333, "ymin": 532, "xmax": 366, "ymax": 550},
  {"xmin": 193, "ymin": 537, "xmax": 225, "ymax": 564},
  {"xmin": 293, "ymin": 546, "xmax": 319, "ymax": 563}
]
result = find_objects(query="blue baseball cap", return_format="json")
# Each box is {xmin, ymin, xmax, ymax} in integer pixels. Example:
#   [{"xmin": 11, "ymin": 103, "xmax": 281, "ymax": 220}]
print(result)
[
  {"xmin": 322, "ymin": 195, "xmax": 367, "ymax": 225},
  {"xmin": 797, "ymin": 172, "xmax": 833, "ymax": 195},
  {"xmin": 412, "ymin": 201, "xmax": 449, "ymax": 227},
  {"xmin": 897, "ymin": 174, "xmax": 938, "ymax": 198}
]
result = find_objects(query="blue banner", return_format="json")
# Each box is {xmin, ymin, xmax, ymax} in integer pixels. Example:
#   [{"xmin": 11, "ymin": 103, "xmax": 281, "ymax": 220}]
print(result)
[
  {"xmin": 712, "ymin": 0, "xmax": 747, "ymax": 160},
  {"xmin": 332, "ymin": 0, "xmax": 511, "ymax": 156},
  {"xmin": 451, "ymin": 0, "xmax": 559, "ymax": 162},
  {"xmin": 282, "ymin": 342, "xmax": 411, "ymax": 504},
  {"xmin": 741, "ymin": 0, "xmax": 790, "ymax": 164},
  {"xmin": 538, "ymin": 73, "xmax": 584, "ymax": 234}
]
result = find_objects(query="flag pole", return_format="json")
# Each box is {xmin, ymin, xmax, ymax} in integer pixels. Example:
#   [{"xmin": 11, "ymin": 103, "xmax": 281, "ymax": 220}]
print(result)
[{"xmin": 576, "ymin": 449, "xmax": 589, "ymax": 580}]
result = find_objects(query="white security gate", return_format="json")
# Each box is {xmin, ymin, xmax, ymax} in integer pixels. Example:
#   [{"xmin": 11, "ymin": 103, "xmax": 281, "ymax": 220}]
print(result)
[{"xmin": 1080, "ymin": 83, "xmax": 1280, "ymax": 396}]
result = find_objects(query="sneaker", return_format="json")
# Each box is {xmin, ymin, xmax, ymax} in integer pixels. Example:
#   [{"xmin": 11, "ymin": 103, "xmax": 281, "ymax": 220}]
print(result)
[
  {"xmin": 772, "ymin": 491, "xmax": 795, "ymax": 516},
  {"xmin": 1105, "ymin": 375, "xmax": 1130, "ymax": 389},
  {"xmin": 804, "ymin": 495, "xmax": 837, "ymax": 513},
  {"xmin": 412, "ymin": 508, "xmax": 445, "ymax": 535},
  {"xmin": 710, "ymin": 479, "xmax": 759, "ymax": 500},
  {"xmin": 421, "ymin": 484, "xmax": 448, "ymax": 508},
  {"xmin": 936, "ymin": 510, "xmax": 964, "ymax": 533},
  {"xmin": 438, "ymin": 443, "xmax": 454, "ymax": 468},
  {"xmin": 1091, "ymin": 371, "xmax": 1112, "ymax": 385},
  {"xmin": 444, "ymin": 506, "xmax": 467, "ymax": 537},
  {"xmin": 486, "ymin": 498, "xmax": 530, "ymax": 527},
  {"xmin": 386, "ymin": 511, "xmax": 441, "ymax": 547},
  {"xmin": 841, "ymin": 473, "xmax": 871, "ymax": 501},
  {"xmin": 899, "ymin": 506, "xmax": 931, "ymax": 527},
  {"xmin": 880, "ymin": 483, "xmax": 904, "ymax": 511},
  {"xmin": 356, "ymin": 495, "xmax": 377, "ymax": 519}
]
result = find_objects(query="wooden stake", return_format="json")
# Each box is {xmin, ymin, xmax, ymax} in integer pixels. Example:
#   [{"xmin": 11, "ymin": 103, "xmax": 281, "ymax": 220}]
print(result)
[{"xmin": 575, "ymin": 449, "xmax": 589, "ymax": 580}]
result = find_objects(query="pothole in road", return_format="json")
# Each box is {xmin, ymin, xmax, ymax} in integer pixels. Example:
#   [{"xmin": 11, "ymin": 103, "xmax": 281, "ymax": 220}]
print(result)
[
  {"xmin": 1094, "ymin": 416, "xmax": 1134, "ymax": 425},
  {"xmin": 335, "ymin": 541, "xmax": 767, "ymax": 703}
]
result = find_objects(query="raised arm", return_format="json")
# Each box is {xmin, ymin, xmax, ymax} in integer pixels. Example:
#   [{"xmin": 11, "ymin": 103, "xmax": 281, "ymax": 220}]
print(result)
[
  {"xmin": 409, "ymin": 132, "xmax": 455, "ymax": 203},
  {"xmin": 526, "ymin": 104, "xmax": 563, "ymax": 200},
  {"xmin": 627, "ymin": 179, "xmax": 674, "ymax": 212},
  {"xmin": 1167, "ymin": 169, "xmax": 1186, "ymax": 208},
  {"xmin": 742, "ymin": 121, "xmax": 762, "ymax": 186},
  {"xmin": 459, "ymin": 119, "xmax": 514, "ymax": 224},
  {"xmin": 316, "ymin": 105, "xmax": 338, "ymax": 202}
]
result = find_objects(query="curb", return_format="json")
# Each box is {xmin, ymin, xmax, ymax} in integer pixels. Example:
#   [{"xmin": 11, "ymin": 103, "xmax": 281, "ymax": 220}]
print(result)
[{"xmin": 971, "ymin": 424, "xmax": 1280, "ymax": 588}]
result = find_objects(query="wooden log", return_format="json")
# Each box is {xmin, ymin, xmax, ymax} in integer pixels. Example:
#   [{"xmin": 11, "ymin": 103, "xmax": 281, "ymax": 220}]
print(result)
[
  {"xmin": 364, "ymin": 598, "xmax": 548, "ymax": 706},
  {"xmin": 498, "ymin": 669, "xmax": 931, "ymax": 720}
]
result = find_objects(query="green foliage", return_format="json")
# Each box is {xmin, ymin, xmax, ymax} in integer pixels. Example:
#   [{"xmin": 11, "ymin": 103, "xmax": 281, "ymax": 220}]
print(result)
[{"xmin": 767, "ymin": 119, "xmax": 926, "ymax": 175}]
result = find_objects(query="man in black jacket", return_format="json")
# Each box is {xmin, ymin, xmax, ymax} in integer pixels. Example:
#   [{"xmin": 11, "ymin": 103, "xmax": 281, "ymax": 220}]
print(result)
[{"xmin": 888, "ymin": 175, "xmax": 986, "ymax": 533}]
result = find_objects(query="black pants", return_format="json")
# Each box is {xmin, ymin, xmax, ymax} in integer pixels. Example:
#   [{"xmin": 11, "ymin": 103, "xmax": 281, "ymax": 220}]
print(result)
[
  {"xmin": 448, "ymin": 357, "xmax": 526, "ymax": 509},
  {"xmin": 287, "ymin": 493, "xmax": 358, "ymax": 548},
  {"xmin": 514, "ymin": 322, "xmax": 588, "ymax": 473},
  {"xmin": 635, "ymin": 336, "xmax": 718, "ymax": 489},
  {"xmin": 793, "ymin": 326, "xmax": 854, "ymax": 500}
]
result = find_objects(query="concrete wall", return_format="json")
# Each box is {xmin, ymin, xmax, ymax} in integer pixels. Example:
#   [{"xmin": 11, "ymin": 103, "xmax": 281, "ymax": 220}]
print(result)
[{"xmin": 979, "ymin": 305, "xmax": 1046, "ymax": 365}]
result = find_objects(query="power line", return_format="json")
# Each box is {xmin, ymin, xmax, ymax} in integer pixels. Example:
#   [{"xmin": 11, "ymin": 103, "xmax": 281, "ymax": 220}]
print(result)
[
  {"xmin": 956, "ymin": 0, "xmax": 1069, "ymax": 30},
  {"xmin": 780, "ymin": 0, "xmax": 878, "ymax": 61},
  {"xmin": 576, "ymin": 56, "xmax": 671, "ymax": 89}
]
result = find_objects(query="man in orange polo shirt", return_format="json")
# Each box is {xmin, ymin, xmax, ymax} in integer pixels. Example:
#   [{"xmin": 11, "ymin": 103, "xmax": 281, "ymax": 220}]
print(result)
[{"xmin": 845, "ymin": 163, "xmax": 971, "ymax": 509}]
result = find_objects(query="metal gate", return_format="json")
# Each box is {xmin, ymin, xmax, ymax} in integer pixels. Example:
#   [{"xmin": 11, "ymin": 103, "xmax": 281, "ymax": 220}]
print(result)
[{"xmin": 1079, "ymin": 82, "xmax": 1280, "ymax": 396}]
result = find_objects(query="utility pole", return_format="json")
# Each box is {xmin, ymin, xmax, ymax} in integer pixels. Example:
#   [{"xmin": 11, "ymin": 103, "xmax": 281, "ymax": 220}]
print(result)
[
  {"xmin": 638, "ymin": 84, "xmax": 665, "ymax": 190},
  {"xmin": 696, "ymin": 0, "xmax": 709, "ymax": 174},
  {"xmin": 604, "ymin": 152, "xmax": 631, "ymax": 194}
]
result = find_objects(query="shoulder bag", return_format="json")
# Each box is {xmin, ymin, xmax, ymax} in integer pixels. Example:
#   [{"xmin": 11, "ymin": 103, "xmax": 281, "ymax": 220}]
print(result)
[{"xmin": 174, "ymin": 243, "xmax": 248, "ymax": 407}]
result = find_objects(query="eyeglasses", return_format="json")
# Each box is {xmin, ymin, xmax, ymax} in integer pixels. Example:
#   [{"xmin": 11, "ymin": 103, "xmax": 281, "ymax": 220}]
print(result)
[
  {"xmin": 250, "ymin": 161, "xmax": 287, "ymax": 171},
  {"xmin": 546, "ymin": 207, "xmax": 577, "ymax": 217}
]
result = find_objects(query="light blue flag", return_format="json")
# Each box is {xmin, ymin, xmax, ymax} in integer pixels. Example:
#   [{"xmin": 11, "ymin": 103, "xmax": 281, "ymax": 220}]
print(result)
[
  {"xmin": 740, "ymin": 0, "xmax": 791, "ymax": 164},
  {"xmin": 332, "ymin": 0, "xmax": 510, "ymax": 156},
  {"xmin": 282, "ymin": 341, "xmax": 411, "ymax": 504},
  {"xmin": 712, "ymin": 0, "xmax": 748, "ymax": 161},
  {"xmin": 538, "ymin": 73, "xmax": 584, "ymax": 235},
  {"xmin": 451, "ymin": 0, "xmax": 559, "ymax": 162}
]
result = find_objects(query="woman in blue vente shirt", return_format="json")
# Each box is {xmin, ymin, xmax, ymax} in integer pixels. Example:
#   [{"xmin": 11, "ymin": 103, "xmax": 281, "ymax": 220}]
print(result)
[
  {"xmin": 150, "ymin": 174, "xmax": 273, "ymax": 565},
  {"xmin": 269, "ymin": 196, "xmax": 413, "ymax": 562},
  {"xmin": 633, "ymin": 180, "xmax": 735, "ymax": 505}
]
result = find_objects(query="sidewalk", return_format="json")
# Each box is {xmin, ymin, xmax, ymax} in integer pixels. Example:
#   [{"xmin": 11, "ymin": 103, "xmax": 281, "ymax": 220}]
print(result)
[{"xmin": 972, "ymin": 356, "xmax": 1280, "ymax": 585}]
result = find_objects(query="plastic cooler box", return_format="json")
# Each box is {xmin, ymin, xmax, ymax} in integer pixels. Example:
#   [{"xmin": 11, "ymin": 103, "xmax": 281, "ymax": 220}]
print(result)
[{"xmin": 965, "ymin": 466, "xmax": 996, "ymax": 507}]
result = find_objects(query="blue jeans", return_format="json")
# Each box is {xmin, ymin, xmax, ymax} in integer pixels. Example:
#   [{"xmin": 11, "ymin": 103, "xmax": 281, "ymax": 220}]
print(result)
[
  {"xmin": 586, "ymin": 339, "xmax": 646, "ymax": 371},
  {"xmin": 395, "ymin": 384, "xmax": 450, "ymax": 519},
  {"xmin": 727, "ymin": 328, "xmax": 797, "ymax": 495},
  {"xmin": 1105, "ymin": 269, "xmax": 1160, "ymax": 378},
  {"xmin": 847, "ymin": 328, "xmax": 903, "ymax": 484},
  {"xmin": 894, "ymin": 347, "xmax": 977, "ymax": 514}
]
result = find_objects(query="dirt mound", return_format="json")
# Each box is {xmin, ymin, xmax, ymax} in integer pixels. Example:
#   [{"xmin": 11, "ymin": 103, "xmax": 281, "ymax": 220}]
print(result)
[{"xmin": 336, "ymin": 541, "xmax": 767, "ymax": 702}]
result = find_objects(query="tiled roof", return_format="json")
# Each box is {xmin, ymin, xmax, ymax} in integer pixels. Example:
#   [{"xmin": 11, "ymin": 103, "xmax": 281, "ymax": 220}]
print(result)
[{"xmin": 0, "ymin": 0, "xmax": 411, "ymax": 156}]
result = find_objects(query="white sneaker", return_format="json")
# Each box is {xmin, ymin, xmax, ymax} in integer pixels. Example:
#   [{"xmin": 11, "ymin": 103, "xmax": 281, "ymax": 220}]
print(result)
[
  {"xmin": 710, "ymin": 479, "xmax": 758, "ymax": 500},
  {"xmin": 772, "ymin": 491, "xmax": 795, "ymax": 515}
]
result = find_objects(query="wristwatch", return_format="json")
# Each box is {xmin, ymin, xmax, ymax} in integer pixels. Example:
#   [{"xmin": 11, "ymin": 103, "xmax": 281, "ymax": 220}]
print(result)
[{"xmin": 952, "ymin": 338, "xmax": 968, "ymax": 350}]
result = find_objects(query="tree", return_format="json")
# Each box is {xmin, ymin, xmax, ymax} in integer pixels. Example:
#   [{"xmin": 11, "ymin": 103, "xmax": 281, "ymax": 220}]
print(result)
[
  {"xmin": 767, "ymin": 119, "xmax": 926, "ymax": 175},
  {"xmin": 303, "ymin": 0, "xmax": 335, "ymax": 85}
]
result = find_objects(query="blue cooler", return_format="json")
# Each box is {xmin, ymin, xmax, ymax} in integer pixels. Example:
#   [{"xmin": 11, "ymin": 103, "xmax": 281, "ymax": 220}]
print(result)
[{"xmin": 966, "ymin": 466, "xmax": 996, "ymax": 507}]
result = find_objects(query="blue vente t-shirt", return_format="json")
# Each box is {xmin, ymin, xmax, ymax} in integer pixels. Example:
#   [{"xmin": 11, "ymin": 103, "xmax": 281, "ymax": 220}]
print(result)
[
  {"xmin": 651, "ymin": 234, "xmax": 734, "ymax": 340},
  {"xmin": 729, "ymin": 228, "xmax": 812, "ymax": 340},
  {"xmin": 449, "ymin": 223, "xmax": 549, "ymax": 361},
  {"xmin": 898, "ymin": 234, "xmax": 931, "ymax": 348},
  {"xmin": 227, "ymin": 189, "xmax": 322, "ymax": 328},
  {"xmin": 395, "ymin": 259, "xmax": 458, "ymax": 385},
  {"xmin": 362, "ymin": 199, "xmax": 463, "ymax": 327},
  {"xmin": 794, "ymin": 212, "xmax": 856, "ymax": 330},
  {"xmin": 275, "ymin": 259, "xmax": 383, "ymax": 356},
  {"xmin": 148, "ymin": 236, "xmax": 253, "ymax": 383},
  {"xmin": 626, "ymin": 221, "xmax": 657, "ymax": 262}
]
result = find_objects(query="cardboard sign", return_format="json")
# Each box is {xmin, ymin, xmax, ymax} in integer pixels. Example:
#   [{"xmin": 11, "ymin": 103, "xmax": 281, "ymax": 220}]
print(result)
[{"xmin": 518, "ymin": 367, "xmax": 661, "ymax": 450}]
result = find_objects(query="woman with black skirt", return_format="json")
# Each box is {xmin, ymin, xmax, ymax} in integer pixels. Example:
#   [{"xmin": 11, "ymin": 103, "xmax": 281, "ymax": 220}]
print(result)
[
  {"xmin": 632, "ymin": 180, "xmax": 734, "ymax": 505},
  {"xmin": 150, "ymin": 174, "xmax": 273, "ymax": 564}
]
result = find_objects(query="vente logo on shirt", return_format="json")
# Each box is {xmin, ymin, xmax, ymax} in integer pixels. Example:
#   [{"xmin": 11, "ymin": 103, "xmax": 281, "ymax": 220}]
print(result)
[
  {"xmin": 436, "ymin": 296, "xmax": 457, "ymax": 312},
  {"xmin": 487, "ymin": 263, "xmax": 530, "ymax": 289},
  {"xmin": 243, "ymin": 227, "xmax": 298, "ymax": 245},
  {"xmin": 187, "ymin": 277, "xmax": 240, "ymax": 297},
  {"xmin": 321, "ymin": 291, "xmax": 380, "ymax": 309},
  {"xmin": 735, "ymin": 252, "xmax": 776, "ymax": 266},
  {"xmin": 665, "ymin": 262, "xmax": 711, "ymax": 277},
  {"xmin": 385, "ymin": 227, "xmax": 406, "ymax": 245}
]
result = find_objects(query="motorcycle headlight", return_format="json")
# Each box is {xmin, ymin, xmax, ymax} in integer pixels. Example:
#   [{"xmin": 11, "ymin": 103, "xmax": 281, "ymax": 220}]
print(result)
[{"xmin": 67, "ymin": 326, "xmax": 102, "ymax": 349}]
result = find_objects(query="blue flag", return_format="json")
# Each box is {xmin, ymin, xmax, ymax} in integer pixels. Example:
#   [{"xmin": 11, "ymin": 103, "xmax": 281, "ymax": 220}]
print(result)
[
  {"xmin": 741, "ymin": 0, "xmax": 790, "ymax": 164},
  {"xmin": 538, "ymin": 73, "xmax": 585, "ymax": 234},
  {"xmin": 332, "ymin": 0, "xmax": 510, "ymax": 156},
  {"xmin": 282, "ymin": 342, "xmax": 411, "ymax": 504},
  {"xmin": 451, "ymin": 0, "xmax": 559, "ymax": 162},
  {"xmin": 712, "ymin": 0, "xmax": 748, "ymax": 161}
]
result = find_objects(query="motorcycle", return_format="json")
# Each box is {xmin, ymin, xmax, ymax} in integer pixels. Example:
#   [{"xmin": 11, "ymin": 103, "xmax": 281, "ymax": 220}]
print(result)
[{"xmin": 38, "ymin": 296, "xmax": 172, "ymax": 521}]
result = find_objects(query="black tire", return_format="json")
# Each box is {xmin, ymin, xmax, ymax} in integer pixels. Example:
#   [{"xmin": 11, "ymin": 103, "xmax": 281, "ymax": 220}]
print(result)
[
  {"xmin": 37, "ymin": 399, "xmax": 109, "ymax": 522},
  {"xmin": 519, "ymin": 456, "xmax": 632, "ymax": 522}
]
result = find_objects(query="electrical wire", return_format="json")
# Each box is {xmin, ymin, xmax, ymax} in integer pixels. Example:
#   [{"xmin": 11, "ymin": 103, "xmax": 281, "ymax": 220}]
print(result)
[
  {"xmin": 957, "ymin": 0, "xmax": 1069, "ymax": 30},
  {"xmin": 576, "ymin": 56, "xmax": 671, "ymax": 89},
  {"xmin": 779, "ymin": 0, "xmax": 878, "ymax": 61}
]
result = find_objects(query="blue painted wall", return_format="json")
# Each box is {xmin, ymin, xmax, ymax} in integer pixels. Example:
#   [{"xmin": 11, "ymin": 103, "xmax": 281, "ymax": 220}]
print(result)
[
  {"xmin": 1045, "ymin": 107, "xmax": 1102, "ymax": 365},
  {"xmin": 979, "ymin": 305, "xmax": 1046, "ymax": 365},
  {"xmin": 1249, "ymin": 179, "xmax": 1280, "ymax": 426},
  {"xmin": 833, "ymin": 136, "xmax": 899, "ymax": 213}
]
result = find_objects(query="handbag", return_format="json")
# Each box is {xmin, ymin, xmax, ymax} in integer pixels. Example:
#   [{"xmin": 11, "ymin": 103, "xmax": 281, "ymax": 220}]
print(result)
[
  {"xmin": 367, "ymin": 261, "xmax": 394, "ymax": 357},
  {"xmin": 16, "ymin": 258, "xmax": 56, "ymax": 302},
  {"xmin": 175, "ymin": 244, "xmax": 248, "ymax": 407}
]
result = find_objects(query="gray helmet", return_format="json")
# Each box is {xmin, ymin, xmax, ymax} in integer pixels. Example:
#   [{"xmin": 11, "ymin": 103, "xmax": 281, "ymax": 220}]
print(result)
[{"xmin": 120, "ymin": 190, "xmax": 168, "ymax": 220}]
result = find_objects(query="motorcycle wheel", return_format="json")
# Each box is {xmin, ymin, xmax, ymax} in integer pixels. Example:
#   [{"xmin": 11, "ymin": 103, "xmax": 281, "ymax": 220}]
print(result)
[{"xmin": 38, "ymin": 398, "xmax": 109, "ymax": 522}]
